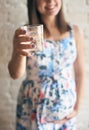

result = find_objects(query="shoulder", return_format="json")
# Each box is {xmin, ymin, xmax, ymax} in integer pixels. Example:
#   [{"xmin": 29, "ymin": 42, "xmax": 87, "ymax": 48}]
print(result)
[
  {"xmin": 72, "ymin": 25, "xmax": 84, "ymax": 45},
  {"xmin": 73, "ymin": 24, "xmax": 83, "ymax": 36}
]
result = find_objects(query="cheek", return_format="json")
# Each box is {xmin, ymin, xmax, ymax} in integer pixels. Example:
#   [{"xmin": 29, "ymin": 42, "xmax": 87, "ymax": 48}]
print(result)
[
  {"xmin": 36, "ymin": 7, "xmax": 42, "ymax": 14},
  {"xmin": 36, "ymin": 0, "xmax": 46, "ymax": 13},
  {"xmin": 36, "ymin": 4, "xmax": 45, "ymax": 14},
  {"xmin": 57, "ymin": 0, "xmax": 62, "ymax": 5}
]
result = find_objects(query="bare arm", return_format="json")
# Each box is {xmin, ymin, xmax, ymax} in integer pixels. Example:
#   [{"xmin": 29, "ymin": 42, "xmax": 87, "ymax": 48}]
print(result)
[
  {"xmin": 8, "ymin": 28, "xmax": 35, "ymax": 79},
  {"xmin": 58, "ymin": 25, "xmax": 85, "ymax": 122},
  {"xmin": 8, "ymin": 52, "xmax": 26, "ymax": 79},
  {"xmin": 73, "ymin": 25, "xmax": 85, "ymax": 111}
]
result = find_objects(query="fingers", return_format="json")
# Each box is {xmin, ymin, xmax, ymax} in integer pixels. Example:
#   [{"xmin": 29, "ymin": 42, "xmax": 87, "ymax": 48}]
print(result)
[
  {"xmin": 53, "ymin": 110, "xmax": 78, "ymax": 125},
  {"xmin": 66, "ymin": 113, "xmax": 73, "ymax": 120},
  {"xmin": 66, "ymin": 110, "xmax": 77, "ymax": 120},
  {"xmin": 15, "ymin": 43, "xmax": 37, "ymax": 56},
  {"xmin": 15, "ymin": 28, "xmax": 26, "ymax": 36},
  {"xmin": 15, "ymin": 28, "xmax": 34, "ymax": 44},
  {"xmin": 17, "ymin": 36, "xmax": 36, "ymax": 47},
  {"xmin": 13, "ymin": 27, "xmax": 37, "ymax": 56},
  {"xmin": 53, "ymin": 118, "xmax": 67, "ymax": 124},
  {"xmin": 14, "ymin": 28, "xmax": 36, "ymax": 49},
  {"xmin": 18, "ymin": 35, "xmax": 31, "ymax": 42},
  {"xmin": 17, "ymin": 43, "xmax": 36, "ymax": 50},
  {"xmin": 14, "ymin": 32, "xmax": 36, "ymax": 49},
  {"xmin": 15, "ymin": 50, "xmax": 33, "ymax": 57}
]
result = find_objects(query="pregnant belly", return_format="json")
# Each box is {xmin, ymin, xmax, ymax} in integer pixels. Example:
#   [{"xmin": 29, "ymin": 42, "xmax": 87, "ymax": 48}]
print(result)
[
  {"xmin": 36, "ymin": 100, "xmax": 74, "ymax": 124},
  {"xmin": 36, "ymin": 89, "xmax": 77, "ymax": 123}
]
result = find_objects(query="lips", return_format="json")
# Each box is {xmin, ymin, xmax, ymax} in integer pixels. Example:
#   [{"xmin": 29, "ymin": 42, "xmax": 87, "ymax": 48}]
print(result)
[
  {"xmin": 45, "ymin": 6, "xmax": 56, "ymax": 12},
  {"xmin": 46, "ymin": 7, "xmax": 56, "ymax": 14}
]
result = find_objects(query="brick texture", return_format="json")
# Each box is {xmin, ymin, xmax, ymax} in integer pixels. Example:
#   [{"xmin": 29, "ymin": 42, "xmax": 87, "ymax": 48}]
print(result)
[{"xmin": 0, "ymin": 0, "xmax": 89, "ymax": 130}]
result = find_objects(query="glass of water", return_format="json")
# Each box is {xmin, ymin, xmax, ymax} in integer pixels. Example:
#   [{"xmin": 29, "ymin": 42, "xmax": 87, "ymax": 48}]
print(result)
[{"xmin": 22, "ymin": 24, "xmax": 43, "ymax": 52}]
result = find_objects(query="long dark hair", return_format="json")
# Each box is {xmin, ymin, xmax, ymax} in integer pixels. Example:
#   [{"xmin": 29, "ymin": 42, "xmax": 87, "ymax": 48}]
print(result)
[{"xmin": 27, "ymin": 0, "xmax": 71, "ymax": 34}]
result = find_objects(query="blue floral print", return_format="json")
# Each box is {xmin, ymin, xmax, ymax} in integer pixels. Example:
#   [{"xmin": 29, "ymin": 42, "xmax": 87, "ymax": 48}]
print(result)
[{"xmin": 16, "ymin": 27, "xmax": 77, "ymax": 130}]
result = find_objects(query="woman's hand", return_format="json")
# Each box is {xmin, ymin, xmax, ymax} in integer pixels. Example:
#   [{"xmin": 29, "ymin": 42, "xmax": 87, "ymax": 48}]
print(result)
[
  {"xmin": 66, "ymin": 108, "xmax": 78, "ymax": 120},
  {"xmin": 13, "ymin": 27, "xmax": 36, "ymax": 57},
  {"xmin": 53, "ymin": 108, "xmax": 78, "ymax": 125}
]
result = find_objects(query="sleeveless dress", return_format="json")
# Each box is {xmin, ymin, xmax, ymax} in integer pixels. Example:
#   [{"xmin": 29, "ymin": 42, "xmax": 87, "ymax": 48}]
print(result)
[{"xmin": 16, "ymin": 27, "xmax": 77, "ymax": 130}]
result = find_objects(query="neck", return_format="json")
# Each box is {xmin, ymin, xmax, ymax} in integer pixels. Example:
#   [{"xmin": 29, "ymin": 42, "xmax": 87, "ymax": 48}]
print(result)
[{"xmin": 41, "ymin": 15, "xmax": 57, "ymax": 33}]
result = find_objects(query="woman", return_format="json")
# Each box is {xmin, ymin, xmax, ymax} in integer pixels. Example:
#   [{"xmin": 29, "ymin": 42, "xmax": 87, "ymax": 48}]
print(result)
[{"xmin": 8, "ymin": 0, "xmax": 85, "ymax": 130}]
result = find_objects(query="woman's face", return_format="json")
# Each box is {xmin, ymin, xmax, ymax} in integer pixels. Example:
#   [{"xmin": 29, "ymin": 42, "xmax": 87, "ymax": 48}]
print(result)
[{"xmin": 36, "ymin": 0, "xmax": 62, "ymax": 17}]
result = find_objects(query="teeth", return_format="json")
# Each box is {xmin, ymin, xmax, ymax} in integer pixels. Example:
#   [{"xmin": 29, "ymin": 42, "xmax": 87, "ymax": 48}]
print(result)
[
  {"xmin": 49, "ymin": 8, "xmax": 54, "ymax": 10},
  {"xmin": 48, "ymin": 7, "xmax": 54, "ymax": 9},
  {"xmin": 47, "ymin": 8, "xmax": 55, "ymax": 11},
  {"xmin": 46, "ymin": 5, "xmax": 55, "ymax": 10}
]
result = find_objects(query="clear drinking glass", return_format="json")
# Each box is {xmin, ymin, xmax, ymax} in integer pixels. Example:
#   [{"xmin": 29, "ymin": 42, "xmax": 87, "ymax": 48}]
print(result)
[{"xmin": 22, "ymin": 24, "xmax": 43, "ymax": 52}]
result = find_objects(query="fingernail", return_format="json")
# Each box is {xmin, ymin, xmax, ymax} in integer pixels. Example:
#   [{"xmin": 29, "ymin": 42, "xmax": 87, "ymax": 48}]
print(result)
[
  {"xmin": 23, "ymin": 30, "xmax": 26, "ymax": 33},
  {"xmin": 30, "ymin": 37, "xmax": 33, "ymax": 40},
  {"xmin": 33, "ymin": 40, "xmax": 36, "ymax": 44},
  {"xmin": 32, "ymin": 44, "xmax": 35, "ymax": 48}
]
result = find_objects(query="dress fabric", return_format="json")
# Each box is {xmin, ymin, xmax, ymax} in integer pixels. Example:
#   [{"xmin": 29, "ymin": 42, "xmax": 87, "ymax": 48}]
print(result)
[{"xmin": 16, "ymin": 27, "xmax": 77, "ymax": 130}]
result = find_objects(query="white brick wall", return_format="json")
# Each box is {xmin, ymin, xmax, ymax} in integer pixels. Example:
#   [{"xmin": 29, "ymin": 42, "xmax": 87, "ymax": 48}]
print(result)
[{"xmin": 0, "ymin": 0, "xmax": 89, "ymax": 130}]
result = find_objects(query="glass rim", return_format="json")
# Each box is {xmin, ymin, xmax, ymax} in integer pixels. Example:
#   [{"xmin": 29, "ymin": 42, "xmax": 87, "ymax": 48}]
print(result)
[{"xmin": 22, "ymin": 24, "xmax": 43, "ymax": 28}]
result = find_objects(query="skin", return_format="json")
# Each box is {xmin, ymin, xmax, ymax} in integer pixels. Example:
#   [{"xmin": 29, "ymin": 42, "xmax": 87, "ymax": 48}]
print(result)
[{"xmin": 8, "ymin": 0, "xmax": 85, "ymax": 126}]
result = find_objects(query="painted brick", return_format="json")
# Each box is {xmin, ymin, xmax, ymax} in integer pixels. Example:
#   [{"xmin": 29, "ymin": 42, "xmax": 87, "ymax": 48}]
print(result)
[{"xmin": 0, "ymin": 0, "xmax": 89, "ymax": 130}]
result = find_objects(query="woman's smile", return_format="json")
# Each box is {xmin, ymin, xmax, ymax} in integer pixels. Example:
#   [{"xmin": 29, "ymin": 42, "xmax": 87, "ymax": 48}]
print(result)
[
  {"xmin": 36, "ymin": 0, "xmax": 62, "ymax": 17},
  {"xmin": 45, "ymin": 5, "xmax": 57, "ymax": 13}
]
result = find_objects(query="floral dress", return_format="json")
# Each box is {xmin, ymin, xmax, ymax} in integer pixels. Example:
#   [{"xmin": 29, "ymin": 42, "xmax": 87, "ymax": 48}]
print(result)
[{"xmin": 16, "ymin": 27, "xmax": 77, "ymax": 130}]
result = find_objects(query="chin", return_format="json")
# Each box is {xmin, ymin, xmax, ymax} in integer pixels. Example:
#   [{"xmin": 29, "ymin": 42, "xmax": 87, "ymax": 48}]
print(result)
[{"xmin": 46, "ymin": 10, "xmax": 59, "ymax": 17}]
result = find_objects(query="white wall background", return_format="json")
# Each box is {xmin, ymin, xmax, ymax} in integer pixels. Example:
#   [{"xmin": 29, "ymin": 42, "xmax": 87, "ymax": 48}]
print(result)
[{"xmin": 0, "ymin": 0, "xmax": 89, "ymax": 130}]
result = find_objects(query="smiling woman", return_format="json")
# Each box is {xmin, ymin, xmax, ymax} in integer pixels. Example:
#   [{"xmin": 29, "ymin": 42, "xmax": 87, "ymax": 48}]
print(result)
[
  {"xmin": 8, "ymin": 0, "xmax": 85, "ymax": 130},
  {"xmin": 27, "ymin": 0, "xmax": 71, "ymax": 34},
  {"xmin": 36, "ymin": 0, "xmax": 62, "ymax": 16}
]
